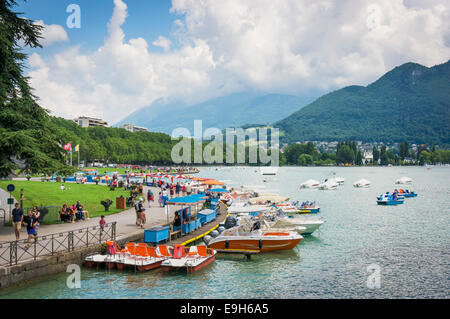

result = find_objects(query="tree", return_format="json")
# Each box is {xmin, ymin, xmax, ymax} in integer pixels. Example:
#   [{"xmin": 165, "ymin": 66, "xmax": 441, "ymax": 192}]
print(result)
[
  {"xmin": 336, "ymin": 145, "xmax": 355, "ymax": 165},
  {"xmin": 0, "ymin": 0, "xmax": 68, "ymax": 177},
  {"xmin": 399, "ymin": 140, "xmax": 409, "ymax": 160},
  {"xmin": 372, "ymin": 146, "xmax": 379, "ymax": 164},
  {"xmin": 297, "ymin": 154, "xmax": 313, "ymax": 166},
  {"xmin": 380, "ymin": 145, "xmax": 388, "ymax": 166},
  {"xmin": 355, "ymin": 150, "xmax": 363, "ymax": 165}
]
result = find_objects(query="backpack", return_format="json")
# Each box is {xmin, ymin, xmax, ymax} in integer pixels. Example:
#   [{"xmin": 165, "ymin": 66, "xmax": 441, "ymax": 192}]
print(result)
[{"xmin": 134, "ymin": 202, "xmax": 140, "ymax": 212}]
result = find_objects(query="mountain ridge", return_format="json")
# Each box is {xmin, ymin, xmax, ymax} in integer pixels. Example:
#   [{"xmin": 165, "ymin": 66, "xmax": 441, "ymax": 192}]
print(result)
[{"xmin": 275, "ymin": 60, "xmax": 450, "ymax": 145}]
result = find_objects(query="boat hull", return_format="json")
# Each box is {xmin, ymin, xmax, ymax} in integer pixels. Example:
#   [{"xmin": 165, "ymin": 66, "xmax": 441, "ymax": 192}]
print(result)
[
  {"xmin": 377, "ymin": 200, "xmax": 404, "ymax": 205},
  {"xmin": 208, "ymin": 237, "xmax": 302, "ymax": 252},
  {"xmin": 137, "ymin": 260, "xmax": 164, "ymax": 271},
  {"xmin": 161, "ymin": 255, "xmax": 216, "ymax": 273}
]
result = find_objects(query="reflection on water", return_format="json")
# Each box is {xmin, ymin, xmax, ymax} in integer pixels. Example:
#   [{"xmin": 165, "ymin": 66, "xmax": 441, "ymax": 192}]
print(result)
[{"xmin": 0, "ymin": 166, "xmax": 449, "ymax": 299}]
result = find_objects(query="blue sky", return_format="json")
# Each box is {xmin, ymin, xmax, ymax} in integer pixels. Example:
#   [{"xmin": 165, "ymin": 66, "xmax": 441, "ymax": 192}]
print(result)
[
  {"xmin": 16, "ymin": 0, "xmax": 450, "ymax": 123},
  {"xmin": 17, "ymin": 0, "xmax": 176, "ymax": 55}
]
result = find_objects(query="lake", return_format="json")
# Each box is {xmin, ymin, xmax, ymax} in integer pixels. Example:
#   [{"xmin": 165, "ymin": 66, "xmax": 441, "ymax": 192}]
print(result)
[{"xmin": 0, "ymin": 166, "xmax": 449, "ymax": 298}]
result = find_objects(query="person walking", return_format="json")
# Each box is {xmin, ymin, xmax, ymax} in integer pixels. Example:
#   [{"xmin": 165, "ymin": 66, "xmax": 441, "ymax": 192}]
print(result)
[
  {"xmin": 147, "ymin": 189, "xmax": 154, "ymax": 207},
  {"xmin": 134, "ymin": 198, "xmax": 145, "ymax": 228},
  {"xmin": 99, "ymin": 215, "xmax": 106, "ymax": 232},
  {"xmin": 162, "ymin": 188, "xmax": 168, "ymax": 207},
  {"xmin": 11, "ymin": 203, "xmax": 23, "ymax": 241},
  {"xmin": 23, "ymin": 210, "xmax": 38, "ymax": 249},
  {"xmin": 31, "ymin": 206, "xmax": 40, "ymax": 237},
  {"xmin": 186, "ymin": 183, "xmax": 192, "ymax": 196},
  {"xmin": 175, "ymin": 182, "xmax": 181, "ymax": 197}
]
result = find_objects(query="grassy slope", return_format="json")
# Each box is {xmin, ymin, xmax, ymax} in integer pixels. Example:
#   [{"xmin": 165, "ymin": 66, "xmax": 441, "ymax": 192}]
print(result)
[{"xmin": 0, "ymin": 181, "xmax": 132, "ymax": 222}]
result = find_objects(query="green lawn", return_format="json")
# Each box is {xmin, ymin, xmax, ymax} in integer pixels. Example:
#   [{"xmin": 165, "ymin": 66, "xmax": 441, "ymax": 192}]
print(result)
[{"xmin": 0, "ymin": 181, "xmax": 133, "ymax": 223}]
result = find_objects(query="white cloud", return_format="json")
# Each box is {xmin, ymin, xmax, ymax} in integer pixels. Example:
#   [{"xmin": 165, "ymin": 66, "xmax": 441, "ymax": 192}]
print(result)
[
  {"xmin": 27, "ymin": 0, "xmax": 450, "ymax": 124},
  {"xmin": 153, "ymin": 36, "xmax": 171, "ymax": 52},
  {"xmin": 34, "ymin": 20, "xmax": 68, "ymax": 46}
]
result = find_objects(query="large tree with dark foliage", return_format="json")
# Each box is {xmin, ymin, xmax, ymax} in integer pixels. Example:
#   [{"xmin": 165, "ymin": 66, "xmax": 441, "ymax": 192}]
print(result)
[{"xmin": 0, "ymin": 0, "xmax": 70, "ymax": 177}]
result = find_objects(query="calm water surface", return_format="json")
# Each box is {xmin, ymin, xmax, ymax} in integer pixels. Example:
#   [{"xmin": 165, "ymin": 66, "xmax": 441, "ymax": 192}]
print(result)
[{"xmin": 1, "ymin": 166, "xmax": 449, "ymax": 298}]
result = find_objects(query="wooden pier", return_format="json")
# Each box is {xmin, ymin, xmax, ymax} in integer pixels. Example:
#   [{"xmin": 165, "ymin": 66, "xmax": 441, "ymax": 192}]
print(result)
[{"xmin": 170, "ymin": 212, "xmax": 228, "ymax": 246}]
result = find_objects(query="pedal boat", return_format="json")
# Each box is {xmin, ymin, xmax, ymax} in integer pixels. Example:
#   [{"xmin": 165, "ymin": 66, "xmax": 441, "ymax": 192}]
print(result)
[{"xmin": 161, "ymin": 245, "xmax": 217, "ymax": 273}]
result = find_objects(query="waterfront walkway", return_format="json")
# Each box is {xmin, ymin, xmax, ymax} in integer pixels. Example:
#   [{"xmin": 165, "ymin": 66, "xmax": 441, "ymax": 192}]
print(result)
[{"xmin": 0, "ymin": 185, "xmax": 178, "ymax": 243}]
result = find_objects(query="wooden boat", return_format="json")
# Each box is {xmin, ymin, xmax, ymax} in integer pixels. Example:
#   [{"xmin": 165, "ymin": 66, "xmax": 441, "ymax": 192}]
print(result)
[
  {"xmin": 160, "ymin": 245, "xmax": 216, "ymax": 273},
  {"xmin": 207, "ymin": 220, "xmax": 302, "ymax": 252}
]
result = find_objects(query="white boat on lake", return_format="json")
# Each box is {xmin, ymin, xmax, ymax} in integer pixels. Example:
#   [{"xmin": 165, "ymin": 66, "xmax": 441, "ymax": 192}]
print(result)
[
  {"xmin": 300, "ymin": 179, "xmax": 320, "ymax": 189},
  {"xmin": 353, "ymin": 178, "xmax": 372, "ymax": 188}
]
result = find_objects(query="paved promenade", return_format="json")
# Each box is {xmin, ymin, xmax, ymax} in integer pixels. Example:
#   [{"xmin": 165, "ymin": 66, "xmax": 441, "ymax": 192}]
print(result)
[{"xmin": 0, "ymin": 185, "xmax": 181, "ymax": 243}]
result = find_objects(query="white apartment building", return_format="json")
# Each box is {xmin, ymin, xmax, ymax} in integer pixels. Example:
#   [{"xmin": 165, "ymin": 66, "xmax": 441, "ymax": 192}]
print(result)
[
  {"xmin": 120, "ymin": 123, "xmax": 148, "ymax": 133},
  {"xmin": 74, "ymin": 116, "xmax": 108, "ymax": 128}
]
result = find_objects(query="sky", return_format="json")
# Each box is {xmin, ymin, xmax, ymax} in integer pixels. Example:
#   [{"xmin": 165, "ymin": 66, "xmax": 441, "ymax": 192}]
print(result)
[{"xmin": 16, "ymin": 0, "xmax": 450, "ymax": 124}]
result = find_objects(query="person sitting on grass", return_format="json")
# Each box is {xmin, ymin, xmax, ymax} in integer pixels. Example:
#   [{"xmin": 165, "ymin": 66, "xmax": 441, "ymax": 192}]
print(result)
[
  {"xmin": 75, "ymin": 201, "xmax": 89, "ymax": 220},
  {"xmin": 23, "ymin": 210, "xmax": 38, "ymax": 249}
]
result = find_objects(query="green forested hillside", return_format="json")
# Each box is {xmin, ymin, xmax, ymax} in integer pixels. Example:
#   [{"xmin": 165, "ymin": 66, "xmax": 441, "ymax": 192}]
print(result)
[
  {"xmin": 276, "ymin": 60, "xmax": 450, "ymax": 145},
  {"xmin": 49, "ymin": 117, "xmax": 175, "ymax": 164}
]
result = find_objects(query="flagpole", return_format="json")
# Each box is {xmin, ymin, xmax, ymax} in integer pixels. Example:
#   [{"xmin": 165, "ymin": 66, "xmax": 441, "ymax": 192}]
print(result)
[
  {"xmin": 78, "ymin": 146, "xmax": 80, "ymax": 168},
  {"xmin": 70, "ymin": 151, "xmax": 72, "ymax": 166}
]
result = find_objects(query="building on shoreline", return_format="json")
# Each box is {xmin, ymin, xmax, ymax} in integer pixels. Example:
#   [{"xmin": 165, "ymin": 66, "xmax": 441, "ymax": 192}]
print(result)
[
  {"xmin": 119, "ymin": 123, "xmax": 148, "ymax": 133},
  {"xmin": 74, "ymin": 116, "xmax": 108, "ymax": 128}
]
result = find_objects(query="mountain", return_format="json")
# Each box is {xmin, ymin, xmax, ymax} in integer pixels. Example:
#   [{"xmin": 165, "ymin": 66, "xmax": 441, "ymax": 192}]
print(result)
[
  {"xmin": 115, "ymin": 92, "xmax": 315, "ymax": 135},
  {"xmin": 275, "ymin": 60, "xmax": 450, "ymax": 145}
]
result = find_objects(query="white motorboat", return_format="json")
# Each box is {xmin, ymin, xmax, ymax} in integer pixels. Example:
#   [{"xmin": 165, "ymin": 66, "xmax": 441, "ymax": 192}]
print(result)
[
  {"xmin": 353, "ymin": 178, "xmax": 372, "ymax": 188},
  {"xmin": 300, "ymin": 179, "xmax": 320, "ymax": 189},
  {"xmin": 228, "ymin": 204, "xmax": 271, "ymax": 214},
  {"xmin": 333, "ymin": 177, "xmax": 345, "ymax": 184},
  {"xmin": 278, "ymin": 217, "xmax": 324, "ymax": 235},
  {"xmin": 318, "ymin": 180, "xmax": 339, "ymax": 190},
  {"xmin": 395, "ymin": 177, "xmax": 413, "ymax": 184}
]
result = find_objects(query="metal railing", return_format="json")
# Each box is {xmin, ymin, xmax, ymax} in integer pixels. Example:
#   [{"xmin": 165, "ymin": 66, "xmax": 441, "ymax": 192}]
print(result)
[{"xmin": 0, "ymin": 222, "xmax": 116, "ymax": 267}]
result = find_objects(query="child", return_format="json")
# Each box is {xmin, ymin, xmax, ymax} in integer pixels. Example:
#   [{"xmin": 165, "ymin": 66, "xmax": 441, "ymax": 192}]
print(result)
[
  {"xmin": 99, "ymin": 215, "xmax": 106, "ymax": 232},
  {"xmin": 158, "ymin": 191, "xmax": 163, "ymax": 207}
]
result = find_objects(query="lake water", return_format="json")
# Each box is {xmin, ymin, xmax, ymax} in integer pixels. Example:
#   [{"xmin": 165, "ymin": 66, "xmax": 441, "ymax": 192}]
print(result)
[{"xmin": 1, "ymin": 166, "xmax": 449, "ymax": 298}]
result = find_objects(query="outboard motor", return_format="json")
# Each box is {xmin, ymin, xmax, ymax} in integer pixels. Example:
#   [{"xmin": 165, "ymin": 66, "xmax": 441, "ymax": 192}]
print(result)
[
  {"xmin": 224, "ymin": 216, "xmax": 237, "ymax": 229},
  {"xmin": 210, "ymin": 230, "xmax": 219, "ymax": 238},
  {"xmin": 203, "ymin": 235, "xmax": 212, "ymax": 245}
]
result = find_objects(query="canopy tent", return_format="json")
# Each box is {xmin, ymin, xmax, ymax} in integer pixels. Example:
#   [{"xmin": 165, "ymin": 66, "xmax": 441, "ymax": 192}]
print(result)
[
  {"xmin": 166, "ymin": 194, "xmax": 207, "ymax": 206},
  {"xmin": 202, "ymin": 180, "xmax": 225, "ymax": 186},
  {"xmin": 208, "ymin": 188, "xmax": 228, "ymax": 193}
]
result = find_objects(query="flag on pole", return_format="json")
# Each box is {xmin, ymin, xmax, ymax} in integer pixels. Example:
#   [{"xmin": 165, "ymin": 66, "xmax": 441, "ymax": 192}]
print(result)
[
  {"xmin": 73, "ymin": 145, "xmax": 79, "ymax": 152},
  {"xmin": 63, "ymin": 143, "xmax": 72, "ymax": 151}
]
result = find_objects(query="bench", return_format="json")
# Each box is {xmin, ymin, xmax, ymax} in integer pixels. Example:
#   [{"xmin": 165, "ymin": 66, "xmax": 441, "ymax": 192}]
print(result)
[{"xmin": 170, "ymin": 230, "xmax": 182, "ymax": 241}]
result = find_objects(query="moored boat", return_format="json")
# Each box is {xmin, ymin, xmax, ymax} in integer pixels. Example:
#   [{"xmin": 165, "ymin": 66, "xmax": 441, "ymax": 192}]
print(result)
[
  {"xmin": 207, "ymin": 219, "xmax": 302, "ymax": 252},
  {"xmin": 160, "ymin": 245, "xmax": 217, "ymax": 273}
]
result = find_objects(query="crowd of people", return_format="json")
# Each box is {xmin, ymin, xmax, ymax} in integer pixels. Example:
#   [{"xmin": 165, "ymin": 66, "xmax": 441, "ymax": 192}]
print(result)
[
  {"xmin": 11, "ymin": 203, "xmax": 41, "ymax": 247},
  {"xmin": 154, "ymin": 181, "xmax": 195, "ymax": 207}
]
